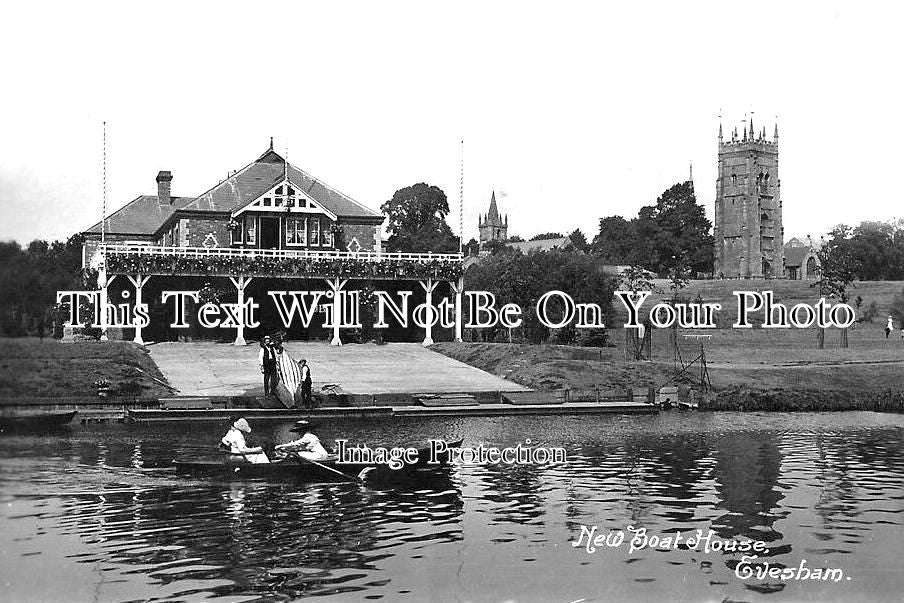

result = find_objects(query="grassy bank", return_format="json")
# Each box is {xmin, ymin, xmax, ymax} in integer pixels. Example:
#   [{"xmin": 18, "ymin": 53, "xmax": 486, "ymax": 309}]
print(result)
[
  {"xmin": 431, "ymin": 334, "xmax": 904, "ymax": 411},
  {"xmin": 0, "ymin": 338, "xmax": 173, "ymax": 401},
  {"xmin": 618, "ymin": 279, "xmax": 904, "ymax": 324}
]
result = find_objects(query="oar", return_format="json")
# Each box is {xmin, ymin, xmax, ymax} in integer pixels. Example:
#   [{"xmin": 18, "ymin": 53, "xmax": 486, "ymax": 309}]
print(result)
[{"xmin": 288, "ymin": 451, "xmax": 372, "ymax": 483}]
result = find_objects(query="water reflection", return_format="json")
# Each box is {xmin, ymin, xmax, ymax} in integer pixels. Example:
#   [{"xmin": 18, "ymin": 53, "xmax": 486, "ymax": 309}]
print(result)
[
  {"xmin": 712, "ymin": 431, "xmax": 786, "ymax": 550},
  {"xmin": 0, "ymin": 413, "xmax": 902, "ymax": 601}
]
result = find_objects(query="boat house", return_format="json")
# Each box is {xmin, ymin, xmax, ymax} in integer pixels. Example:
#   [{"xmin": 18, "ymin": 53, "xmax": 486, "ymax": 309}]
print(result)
[{"xmin": 81, "ymin": 144, "xmax": 463, "ymax": 345}]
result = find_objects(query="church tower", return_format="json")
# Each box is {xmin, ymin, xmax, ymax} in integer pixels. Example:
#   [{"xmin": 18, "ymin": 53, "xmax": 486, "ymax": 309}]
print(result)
[
  {"xmin": 478, "ymin": 191, "xmax": 507, "ymax": 254},
  {"xmin": 713, "ymin": 117, "xmax": 784, "ymax": 278}
]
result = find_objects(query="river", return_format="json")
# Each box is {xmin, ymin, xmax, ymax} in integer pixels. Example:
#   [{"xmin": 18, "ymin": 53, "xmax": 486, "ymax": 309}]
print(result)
[{"xmin": 0, "ymin": 412, "xmax": 902, "ymax": 602}]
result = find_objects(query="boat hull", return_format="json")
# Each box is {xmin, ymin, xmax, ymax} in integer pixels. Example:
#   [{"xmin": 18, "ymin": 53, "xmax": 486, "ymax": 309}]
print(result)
[
  {"xmin": 172, "ymin": 439, "xmax": 462, "ymax": 483},
  {"xmin": 0, "ymin": 411, "xmax": 77, "ymax": 432}
]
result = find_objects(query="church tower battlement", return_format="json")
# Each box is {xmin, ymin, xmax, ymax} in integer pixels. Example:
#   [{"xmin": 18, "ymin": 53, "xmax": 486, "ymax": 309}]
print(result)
[{"xmin": 714, "ymin": 117, "xmax": 784, "ymax": 278}]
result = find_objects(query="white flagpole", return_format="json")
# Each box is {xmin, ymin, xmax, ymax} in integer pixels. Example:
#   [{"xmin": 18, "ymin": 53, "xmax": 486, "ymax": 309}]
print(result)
[{"xmin": 459, "ymin": 139, "xmax": 464, "ymax": 254}]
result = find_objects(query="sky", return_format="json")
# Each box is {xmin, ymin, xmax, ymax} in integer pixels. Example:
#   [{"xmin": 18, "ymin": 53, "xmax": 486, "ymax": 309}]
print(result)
[{"xmin": 1, "ymin": 1, "xmax": 902, "ymax": 246}]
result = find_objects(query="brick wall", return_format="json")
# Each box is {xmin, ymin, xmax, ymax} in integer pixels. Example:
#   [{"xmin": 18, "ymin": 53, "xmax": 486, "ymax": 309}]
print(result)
[
  {"xmin": 183, "ymin": 217, "xmax": 230, "ymax": 248},
  {"xmin": 339, "ymin": 223, "xmax": 379, "ymax": 252}
]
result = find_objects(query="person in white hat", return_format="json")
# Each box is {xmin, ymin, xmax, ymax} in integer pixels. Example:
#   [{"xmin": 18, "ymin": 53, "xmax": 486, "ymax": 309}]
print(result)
[
  {"xmin": 221, "ymin": 416, "xmax": 270, "ymax": 463},
  {"xmin": 886, "ymin": 315, "xmax": 894, "ymax": 339},
  {"xmin": 274, "ymin": 420, "xmax": 330, "ymax": 461}
]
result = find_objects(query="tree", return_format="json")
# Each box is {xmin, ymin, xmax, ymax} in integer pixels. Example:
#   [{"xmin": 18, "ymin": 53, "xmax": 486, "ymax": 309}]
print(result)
[
  {"xmin": 381, "ymin": 183, "xmax": 457, "ymax": 253},
  {"xmin": 635, "ymin": 182, "xmax": 713, "ymax": 276},
  {"xmin": 0, "ymin": 234, "xmax": 86, "ymax": 337},
  {"xmin": 813, "ymin": 225, "xmax": 858, "ymax": 348},
  {"xmin": 891, "ymin": 287, "xmax": 904, "ymax": 328},
  {"xmin": 845, "ymin": 221, "xmax": 904, "ymax": 280},
  {"xmin": 568, "ymin": 229, "xmax": 589, "ymax": 253},
  {"xmin": 465, "ymin": 249, "xmax": 615, "ymax": 344},
  {"xmin": 530, "ymin": 232, "xmax": 564, "ymax": 241},
  {"xmin": 617, "ymin": 265, "xmax": 659, "ymax": 360},
  {"xmin": 483, "ymin": 239, "xmax": 516, "ymax": 256},
  {"xmin": 592, "ymin": 216, "xmax": 636, "ymax": 263}
]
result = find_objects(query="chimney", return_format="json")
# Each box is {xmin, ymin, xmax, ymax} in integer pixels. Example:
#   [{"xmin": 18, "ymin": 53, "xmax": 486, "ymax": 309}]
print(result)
[{"xmin": 157, "ymin": 171, "xmax": 173, "ymax": 204}]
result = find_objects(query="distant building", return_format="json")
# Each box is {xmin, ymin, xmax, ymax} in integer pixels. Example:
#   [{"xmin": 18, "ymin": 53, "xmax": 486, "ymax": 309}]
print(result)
[
  {"xmin": 783, "ymin": 237, "xmax": 820, "ymax": 280},
  {"xmin": 508, "ymin": 237, "xmax": 572, "ymax": 254},
  {"xmin": 713, "ymin": 118, "xmax": 784, "ymax": 278},
  {"xmin": 478, "ymin": 191, "xmax": 507, "ymax": 255}
]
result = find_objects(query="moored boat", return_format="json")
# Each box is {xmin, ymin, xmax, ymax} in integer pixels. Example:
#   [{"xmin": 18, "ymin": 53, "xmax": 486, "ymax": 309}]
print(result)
[{"xmin": 0, "ymin": 411, "xmax": 77, "ymax": 432}]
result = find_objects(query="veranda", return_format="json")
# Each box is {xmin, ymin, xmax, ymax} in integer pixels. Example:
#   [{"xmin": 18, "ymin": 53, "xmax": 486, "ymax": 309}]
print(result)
[{"xmin": 95, "ymin": 243, "xmax": 464, "ymax": 346}]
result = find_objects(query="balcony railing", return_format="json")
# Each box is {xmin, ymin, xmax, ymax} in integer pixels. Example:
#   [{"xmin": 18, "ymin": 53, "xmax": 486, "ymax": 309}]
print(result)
[
  {"xmin": 98, "ymin": 243, "xmax": 464, "ymax": 280},
  {"xmin": 99, "ymin": 243, "xmax": 462, "ymax": 263}
]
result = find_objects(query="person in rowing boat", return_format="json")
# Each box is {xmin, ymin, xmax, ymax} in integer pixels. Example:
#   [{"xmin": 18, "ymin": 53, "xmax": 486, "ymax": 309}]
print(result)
[
  {"xmin": 220, "ymin": 417, "xmax": 270, "ymax": 464},
  {"xmin": 274, "ymin": 420, "xmax": 330, "ymax": 461}
]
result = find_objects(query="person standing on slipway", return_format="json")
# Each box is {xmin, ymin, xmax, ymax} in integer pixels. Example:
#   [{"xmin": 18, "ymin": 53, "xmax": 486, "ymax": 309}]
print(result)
[
  {"xmin": 886, "ymin": 315, "xmax": 894, "ymax": 339},
  {"xmin": 298, "ymin": 358, "xmax": 313, "ymax": 409},
  {"xmin": 259, "ymin": 335, "xmax": 279, "ymax": 397}
]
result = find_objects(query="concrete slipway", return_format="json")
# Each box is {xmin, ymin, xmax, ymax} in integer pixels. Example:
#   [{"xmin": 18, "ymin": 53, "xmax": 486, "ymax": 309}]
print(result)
[{"xmin": 129, "ymin": 341, "xmax": 655, "ymax": 420}]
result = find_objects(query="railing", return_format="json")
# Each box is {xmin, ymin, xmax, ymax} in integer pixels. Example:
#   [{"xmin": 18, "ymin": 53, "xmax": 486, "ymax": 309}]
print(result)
[{"xmin": 99, "ymin": 243, "xmax": 463, "ymax": 264}]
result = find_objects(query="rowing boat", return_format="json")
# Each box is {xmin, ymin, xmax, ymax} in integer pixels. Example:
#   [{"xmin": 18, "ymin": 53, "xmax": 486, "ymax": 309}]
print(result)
[
  {"xmin": 274, "ymin": 350, "xmax": 301, "ymax": 409},
  {"xmin": 172, "ymin": 439, "xmax": 464, "ymax": 482}
]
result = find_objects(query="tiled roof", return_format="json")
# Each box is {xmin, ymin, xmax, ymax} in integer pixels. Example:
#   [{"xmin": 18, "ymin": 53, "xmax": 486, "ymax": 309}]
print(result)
[
  {"xmin": 287, "ymin": 164, "xmax": 382, "ymax": 221},
  {"xmin": 509, "ymin": 237, "xmax": 571, "ymax": 253},
  {"xmin": 184, "ymin": 149, "xmax": 382, "ymax": 220},
  {"xmin": 85, "ymin": 195, "xmax": 194, "ymax": 236},
  {"xmin": 83, "ymin": 148, "xmax": 383, "ymax": 238},
  {"xmin": 784, "ymin": 244, "xmax": 813, "ymax": 268}
]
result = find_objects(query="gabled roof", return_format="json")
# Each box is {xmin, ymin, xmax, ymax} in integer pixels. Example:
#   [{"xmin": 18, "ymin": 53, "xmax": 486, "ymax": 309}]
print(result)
[
  {"xmin": 509, "ymin": 237, "xmax": 571, "ymax": 253},
  {"xmin": 784, "ymin": 244, "xmax": 815, "ymax": 268},
  {"xmin": 85, "ymin": 195, "xmax": 194, "ymax": 236},
  {"xmin": 184, "ymin": 149, "xmax": 382, "ymax": 221},
  {"xmin": 83, "ymin": 147, "xmax": 383, "ymax": 238}
]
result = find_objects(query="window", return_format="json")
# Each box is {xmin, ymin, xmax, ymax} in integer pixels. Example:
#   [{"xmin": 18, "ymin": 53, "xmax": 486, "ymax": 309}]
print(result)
[
  {"xmin": 311, "ymin": 218, "xmax": 321, "ymax": 246},
  {"xmin": 245, "ymin": 215, "xmax": 256, "ymax": 244},
  {"xmin": 286, "ymin": 217, "xmax": 307, "ymax": 246},
  {"xmin": 231, "ymin": 220, "xmax": 243, "ymax": 245}
]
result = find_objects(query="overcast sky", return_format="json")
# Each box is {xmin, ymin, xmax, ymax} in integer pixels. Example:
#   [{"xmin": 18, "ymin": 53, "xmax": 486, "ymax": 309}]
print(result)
[{"xmin": 1, "ymin": 1, "xmax": 901, "ymax": 246}]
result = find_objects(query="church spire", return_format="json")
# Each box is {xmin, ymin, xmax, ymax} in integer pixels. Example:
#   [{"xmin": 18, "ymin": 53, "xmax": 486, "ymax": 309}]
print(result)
[
  {"xmin": 487, "ymin": 190, "xmax": 500, "ymax": 221},
  {"xmin": 774, "ymin": 121, "xmax": 779, "ymax": 144},
  {"xmin": 718, "ymin": 121, "xmax": 723, "ymax": 144}
]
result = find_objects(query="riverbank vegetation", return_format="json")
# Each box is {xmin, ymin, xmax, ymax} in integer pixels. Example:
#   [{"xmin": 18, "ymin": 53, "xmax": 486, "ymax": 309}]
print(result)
[
  {"xmin": 0, "ymin": 338, "xmax": 172, "ymax": 400},
  {"xmin": 432, "ymin": 323, "xmax": 904, "ymax": 411}
]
